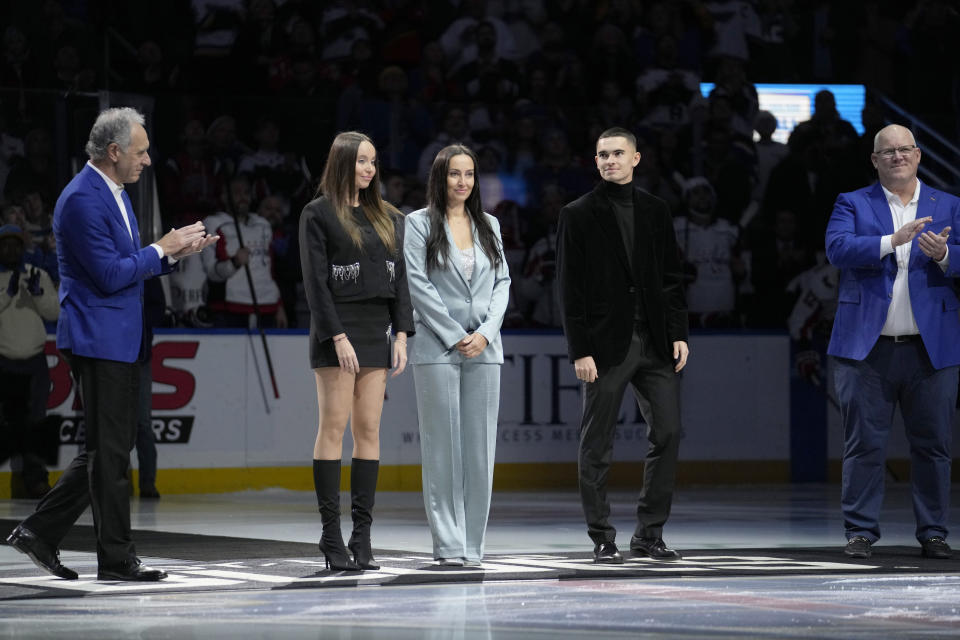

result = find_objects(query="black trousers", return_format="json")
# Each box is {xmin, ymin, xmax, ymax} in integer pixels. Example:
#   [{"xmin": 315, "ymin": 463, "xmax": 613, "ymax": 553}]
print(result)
[
  {"xmin": 22, "ymin": 351, "xmax": 140, "ymax": 569},
  {"xmin": 578, "ymin": 327, "xmax": 682, "ymax": 545},
  {"xmin": 0, "ymin": 353, "xmax": 50, "ymax": 484}
]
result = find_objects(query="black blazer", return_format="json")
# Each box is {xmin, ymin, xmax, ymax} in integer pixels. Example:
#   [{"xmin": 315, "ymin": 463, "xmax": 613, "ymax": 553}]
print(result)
[
  {"xmin": 299, "ymin": 195, "xmax": 414, "ymax": 342},
  {"xmin": 556, "ymin": 182, "xmax": 688, "ymax": 369}
]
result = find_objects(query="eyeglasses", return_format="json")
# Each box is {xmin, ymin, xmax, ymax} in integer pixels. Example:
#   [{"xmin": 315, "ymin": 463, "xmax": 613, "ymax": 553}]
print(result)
[{"xmin": 874, "ymin": 145, "xmax": 918, "ymax": 159}]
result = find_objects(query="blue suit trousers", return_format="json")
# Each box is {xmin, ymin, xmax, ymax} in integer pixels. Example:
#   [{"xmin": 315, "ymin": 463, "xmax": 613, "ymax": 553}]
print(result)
[{"xmin": 833, "ymin": 338, "xmax": 958, "ymax": 543}]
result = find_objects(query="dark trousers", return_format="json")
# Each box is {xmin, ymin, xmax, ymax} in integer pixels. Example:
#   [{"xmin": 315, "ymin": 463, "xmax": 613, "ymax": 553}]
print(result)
[
  {"xmin": 0, "ymin": 353, "xmax": 50, "ymax": 485},
  {"xmin": 22, "ymin": 351, "xmax": 140, "ymax": 569},
  {"xmin": 833, "ymin": 338, "xmax": 958, "ymax": 543},
  {"xmin": 135, "ymin": 358, "xmax": 157, "ymax": 490},
  {"xmin": 578, "ymin": 327, "xmax": 682, "ymax": 544}
]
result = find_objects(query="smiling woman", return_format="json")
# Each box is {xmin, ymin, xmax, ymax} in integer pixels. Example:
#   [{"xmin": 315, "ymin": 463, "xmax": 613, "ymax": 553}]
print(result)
[
  {"xmin": 298, "ymin": 130, "xmax": 414, "ymax": 572},
  {"xmin": 404, "ymin": 143, "xmax": 511, "ymax": 567}
]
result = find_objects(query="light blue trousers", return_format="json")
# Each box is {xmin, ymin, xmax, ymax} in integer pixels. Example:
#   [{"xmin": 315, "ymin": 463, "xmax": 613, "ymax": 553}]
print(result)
[{"xmin": 413, "ymin": 362, "xmax": 500, "ymax": 561}]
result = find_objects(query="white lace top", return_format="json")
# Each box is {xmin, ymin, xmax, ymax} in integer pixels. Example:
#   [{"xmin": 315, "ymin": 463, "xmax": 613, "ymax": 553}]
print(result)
[{"xmin": 457, "ymin": 246, "xmax": 476, "ymax": 282}]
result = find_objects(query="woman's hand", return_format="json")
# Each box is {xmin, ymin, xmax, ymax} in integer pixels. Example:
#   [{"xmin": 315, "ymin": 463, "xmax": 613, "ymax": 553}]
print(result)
[
  {"xmin": 457, "ymin": 332, "xmax": 488, "ymax": 358},
  {"xmin": 333, "ymin": 333, "xmax": 359, "ymax": 374},
  {"xmin": 391, "ymin": 332, "xmax": 408, "ymax": 377}
]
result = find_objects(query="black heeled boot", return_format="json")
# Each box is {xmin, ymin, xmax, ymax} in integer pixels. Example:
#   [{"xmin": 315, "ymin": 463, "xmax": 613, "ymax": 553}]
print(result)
[
  {"xmin": 348, "ymin": 458, "xmax": 380, "ymax": 570},
  {"xmin": 313, "ymin": 459, "xmax": 360, "ymax": 571}
]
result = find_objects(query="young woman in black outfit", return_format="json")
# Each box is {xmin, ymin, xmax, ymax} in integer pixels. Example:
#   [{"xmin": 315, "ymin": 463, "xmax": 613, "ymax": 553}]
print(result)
[{"xmin": 299, "ymin": 131, "xmax": 414, "ymax": 570}]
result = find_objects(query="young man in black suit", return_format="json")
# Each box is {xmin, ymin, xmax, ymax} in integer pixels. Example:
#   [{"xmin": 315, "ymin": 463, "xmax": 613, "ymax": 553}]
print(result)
[{"xmin": 557, "ymin": 127, "xmax": 689, "ymax": 563}]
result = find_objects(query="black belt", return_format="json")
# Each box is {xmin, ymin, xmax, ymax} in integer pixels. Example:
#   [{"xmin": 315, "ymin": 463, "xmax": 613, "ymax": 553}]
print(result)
[{"xmin": 879, "ymin": 334, "xmax": 921, "ymax": 343}]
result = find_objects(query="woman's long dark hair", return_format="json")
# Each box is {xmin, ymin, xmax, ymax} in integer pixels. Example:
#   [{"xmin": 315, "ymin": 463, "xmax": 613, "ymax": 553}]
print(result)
[
  {"xmin": 424, "ymin": 144, "xmax": 502, "ymax": 273},
  {"xmin": 318, "ymin": 131, "xmax": 400, "ymax": 254}
]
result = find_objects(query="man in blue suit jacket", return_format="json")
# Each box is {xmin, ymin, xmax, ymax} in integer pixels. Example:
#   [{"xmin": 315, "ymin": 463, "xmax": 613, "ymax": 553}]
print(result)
[
  {"xmin": 826, "ymin": 124, "xmax": 960, "ymax": 561},
  {"xmin": 5, "ymin": 107, "xmax": 217, "ymax": 581}
]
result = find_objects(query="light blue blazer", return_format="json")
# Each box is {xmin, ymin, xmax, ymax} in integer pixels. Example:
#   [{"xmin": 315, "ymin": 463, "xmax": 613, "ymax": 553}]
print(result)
[
  {"xmin": 825, "ymin": 181, "xmax": 960, "ymax": 370},
  {"xmin": 403, "ymin": 208, "xmax": 511, "ymax": 365}
]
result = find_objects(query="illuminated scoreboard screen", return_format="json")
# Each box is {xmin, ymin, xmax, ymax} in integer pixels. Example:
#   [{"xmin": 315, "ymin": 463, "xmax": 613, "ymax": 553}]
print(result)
[{"xmin": 700, "ymin": 83, "xmax": 866, "ymax": 144}]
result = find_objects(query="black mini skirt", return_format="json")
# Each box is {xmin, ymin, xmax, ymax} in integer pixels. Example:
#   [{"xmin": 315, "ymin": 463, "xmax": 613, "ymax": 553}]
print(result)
[{"xmin": 311, "ymin": 298, "xmax": 392, "ymax": 369}]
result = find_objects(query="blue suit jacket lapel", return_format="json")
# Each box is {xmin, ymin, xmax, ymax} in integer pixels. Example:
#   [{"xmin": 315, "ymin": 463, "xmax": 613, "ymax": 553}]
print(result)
[
  {"xmin": 867, "ymin": 182, "xmax": 894, "ymax": 235},
  {"xmin": 912, "ymin": 183, "xmax": 939, "ymax": 268},
  {"xmin": 87, "ymin": 167, "xmax": 134, "ymax": 251},
  {"xmin": 123, "ymin": 190, "xmax": 139, "ymax": 246}
]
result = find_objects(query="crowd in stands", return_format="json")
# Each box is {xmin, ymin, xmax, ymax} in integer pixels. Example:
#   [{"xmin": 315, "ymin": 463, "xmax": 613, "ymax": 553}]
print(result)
[{"xmin": 1, "ymin": 0, "xmax": 959, "ymax": 332}]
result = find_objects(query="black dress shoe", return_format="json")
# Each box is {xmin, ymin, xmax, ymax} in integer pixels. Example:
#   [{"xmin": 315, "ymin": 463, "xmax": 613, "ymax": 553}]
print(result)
[
  {"xmin": 98, "ymin": 558, "xmax": 167, "ymax": 581},
  {"xmin": 630, "ymin": 536, "xmax": 682, "ymax": 560},
  {"xmin": 920, "ymin": 536, "xmax": 952, "ymax": 559},
  {"xmin": 844, "ymin": 536, "xmax": 872, "ymax": 559},
  {"xmin": 139, "ymin": 487, "xmax": 161, "ymax": 499},
  {"xmin": 593, "ymin": 541, "xmax": 624, "ymax": 564},
  {"xmin": 5, "ymin": 524, "xmax": 78, "ymax": 580}
]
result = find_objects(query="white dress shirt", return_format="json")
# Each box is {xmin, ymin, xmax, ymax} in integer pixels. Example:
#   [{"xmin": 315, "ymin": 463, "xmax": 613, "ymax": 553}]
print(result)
[
  {"xmin": 877, "ymin": 179, "xmax": 950, "ymax": 336},
  {"xmin": 87, "ymin": 161, "xmax": 164, "ymax": 259}
]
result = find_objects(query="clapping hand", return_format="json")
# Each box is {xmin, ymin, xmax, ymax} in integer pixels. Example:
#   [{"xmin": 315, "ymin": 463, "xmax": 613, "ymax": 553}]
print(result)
[
  {"xmin": 891, "ymin": 216, "xmax": 932, "ymax": 248},
  {"xmin": 157, "ymin": 222, "xmax": 219, "ymax": 259},
  {"xmin": 918, "ymin": 226, "xmax": 951, "ymax": 262},
  {"xmin": 26, "ymin": 267, "xmax": 42, "ymax": 296}
]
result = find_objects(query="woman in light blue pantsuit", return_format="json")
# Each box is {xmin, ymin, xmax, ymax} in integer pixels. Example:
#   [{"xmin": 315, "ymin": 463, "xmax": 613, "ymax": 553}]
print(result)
[{"xmin": 404, "ymin": 144, "xmax": 510, "ymax": 566}]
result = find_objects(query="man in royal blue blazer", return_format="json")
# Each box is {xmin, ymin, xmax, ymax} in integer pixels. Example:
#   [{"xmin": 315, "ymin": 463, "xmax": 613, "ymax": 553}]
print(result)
[
  {"xmin": 826, "ymin": 124, "xmax": 960, "ymax": 561},
  {"xmin": 5, "ymin": 107, "xmax": 217, "ymax": 581}
]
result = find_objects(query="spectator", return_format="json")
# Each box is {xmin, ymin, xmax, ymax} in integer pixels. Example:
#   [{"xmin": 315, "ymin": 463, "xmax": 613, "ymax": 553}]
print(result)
[
  {"xmin": 454, "ymin": 20, "xmax": 521, "ymax": 103},
  {"xmin": 699, "ymin": 120, "xmax": 754, "ymax": 225},
  {"xmin": 408, "ymin": 40, "xmax": 460, "ymax": 103},
  {"xmin": 673, "ymin": 177, "xmax": 744, "ymax": 328},
  {"xmin": 747, "ymin": 208, "xmax": 814, "ymax": 328},
  {"xmin": 202, "ymin": 173, "xmax": 286, "ymax": 328},
  {"xmin": 205, "ymin": 113, "xmax": 249, "ymax": 180},
  {"xmin": 257, "ymin": 193, "xmax": 299, "ymax": 328},
  {"xmin": 347, "ymin": 65, "xmax": 432, "ymax": 176},
  {"xmin": 237, "ymin": 116, "xmax": 312, "ymax": 209},
  {"xmin": 0, "ymin": 25, "xmax": 39, "ymax": 92},
  {"xmin": 0, "ymin": 223, "xmax": 59, "ymax": 498},
  {"xmin": 752, "ymin": 110, "xmax": 788, "ymax": 204},
  {"xmin": 49, "ymin": 43, "xmax": 96, "ymax": 92},
  {"xmin": 522, "ymin": 129, "xmax": 593, "ymax": 212},
  {"xmin": 635, "ymin": 34, "xmax": 701, "ymax": 131},
  {"xmin": 129, "ymin": 40, "xmax": 181, "ymax": 94},
  {"xmin": 231, "ymin": 0, "xmax": 285, "ymax": 91},
  {"xmin": 3, "ymin": 201, "xmax": 57, "ymax": 284},
  {"xmin": 0, "ymin": 111, "xmax": 24, "ymax": 196},
  {"xmin": 4, "ymin": 128, "xmax": 56, "ymax": 206},
  {"xmin": 158, "ymin": 118, "xmax": 224, "ymax": 229},
  {"xmin": 417, "ymin": 106, "xmax": 473, "ymax": 183},
  {"xmin": 440, "ymin": 0, "xmax": 519, "ymax": 73}
]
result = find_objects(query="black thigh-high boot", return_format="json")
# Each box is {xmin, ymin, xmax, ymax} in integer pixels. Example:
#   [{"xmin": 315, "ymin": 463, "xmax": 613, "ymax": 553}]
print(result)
[
  {"xmin": 348, "ymin": 458, "xmax": 380, "ymax": 570},
  {"xmin": 313, "ymin": 459, "xmax": 360, "ymax": 571}
]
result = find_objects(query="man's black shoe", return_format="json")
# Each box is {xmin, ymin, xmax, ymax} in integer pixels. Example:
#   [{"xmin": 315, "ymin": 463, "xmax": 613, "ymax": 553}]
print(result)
[
  {"xmin": 593, "ymin": 541, "xmax": 624, "ymax": 564},
  {"xmin": 630, "ymin": 536, "xmax": 682, "ymax": 560},
  {"xmin": 844, "ymin": 536, "xmax": 872, "ymax": 559},
  {"xmin": 920, "ymin": 536, "xmax": 952, "ymax": 559},
  {"xmin": 5, "ymin": 524, "xmax": 78, "ymax": 580},
  {"xmin": 139, "ymin": 487, "xmax": 161, "ymax": 499},
  {"xmin": 98, "ymin": 558, "xmax": 167, "ymax": 581}
]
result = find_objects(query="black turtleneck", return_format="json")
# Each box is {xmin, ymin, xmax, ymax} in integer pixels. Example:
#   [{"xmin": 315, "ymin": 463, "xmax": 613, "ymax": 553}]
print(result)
[{"xmin": 601, "ymin": 179, "xmax": 635, "ymax": 269}]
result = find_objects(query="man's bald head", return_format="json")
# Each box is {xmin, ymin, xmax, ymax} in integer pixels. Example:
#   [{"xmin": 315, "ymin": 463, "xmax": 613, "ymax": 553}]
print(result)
[{"xmin": 871, "ymin": 124, "xmax": 920, "ymax": 192}]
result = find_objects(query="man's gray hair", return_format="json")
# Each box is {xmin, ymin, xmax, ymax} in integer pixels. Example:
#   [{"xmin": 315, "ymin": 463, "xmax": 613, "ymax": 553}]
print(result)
[{"xmin": 85, "ymin": 107, "xmax": 145, "ymax": 160}]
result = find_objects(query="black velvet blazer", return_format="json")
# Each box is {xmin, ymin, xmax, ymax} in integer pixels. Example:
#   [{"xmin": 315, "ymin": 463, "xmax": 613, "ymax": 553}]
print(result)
[
  {"xmin": 298, "ymin": 195, "xmax": 414, "ymax": 342},
  {"xmin": 556, "ymin": 182, "xmax": 688, "ymax": 369}
]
